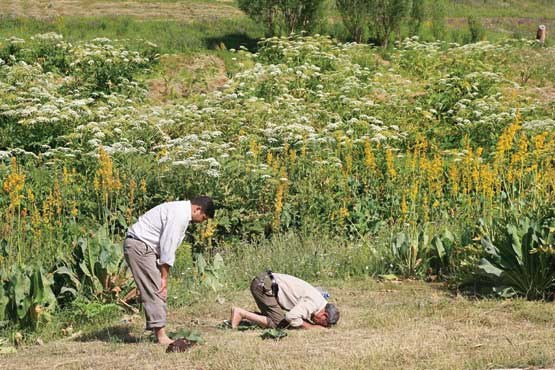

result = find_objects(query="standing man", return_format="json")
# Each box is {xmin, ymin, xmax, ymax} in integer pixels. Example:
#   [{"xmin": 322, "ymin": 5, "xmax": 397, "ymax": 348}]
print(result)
[
  {"xmin": 124, "ymin": 195, "xmax": 215, "ymax": 344},
  {"xmin": 230, "ymin": 271, "xmax": 340, "ymax": 329}
]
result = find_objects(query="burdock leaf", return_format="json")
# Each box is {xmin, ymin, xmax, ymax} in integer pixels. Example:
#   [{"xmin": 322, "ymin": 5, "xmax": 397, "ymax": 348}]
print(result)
[{"xmin": 260, "ymin": 328, "xmax": 287, "ymax": 340}]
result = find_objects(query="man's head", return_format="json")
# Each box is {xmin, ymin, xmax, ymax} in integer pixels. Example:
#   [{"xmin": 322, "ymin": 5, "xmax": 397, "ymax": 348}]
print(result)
[
  {"xmin": 190, "ymin": 195, "xmax": 215, "ymax": 223},
  {"xmin": 312, "ymin": 303, "xmax": 340, "ymax": 327}
]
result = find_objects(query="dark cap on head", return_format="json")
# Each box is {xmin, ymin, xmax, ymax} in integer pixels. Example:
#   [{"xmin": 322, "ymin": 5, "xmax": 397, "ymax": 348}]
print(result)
[
  {"xmin": 325, "ymin": 303, "xmax": 340, "ymax": 326},
  {"xmin": 191, "ymin": 195, "xmax": 215, "ymax": 218}
]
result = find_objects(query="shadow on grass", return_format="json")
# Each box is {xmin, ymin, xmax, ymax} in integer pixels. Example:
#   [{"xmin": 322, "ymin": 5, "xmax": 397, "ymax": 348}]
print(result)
[
  {"xmin": 76, "ymin": 325, "xmax": 150, "ymax": 344},
  {"xmin": 426, "ymin": 276, "xmax": 500, "ymax": 300},
  {"xmin": 204, "ymin": 33, "xmax": 260, "ymax": 52}
]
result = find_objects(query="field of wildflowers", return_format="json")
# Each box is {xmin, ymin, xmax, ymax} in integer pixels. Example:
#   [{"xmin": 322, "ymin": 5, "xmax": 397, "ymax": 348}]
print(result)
[{"xmin": 0, "ymin": 32, "xmax": 554, "ymax": 332}]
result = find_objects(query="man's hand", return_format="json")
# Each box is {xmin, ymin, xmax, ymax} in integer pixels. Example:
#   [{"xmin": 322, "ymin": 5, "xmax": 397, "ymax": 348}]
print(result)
[
  {"xmin": 300, "ymin": 320, "xmax": 325, "ymax": 329},
  {"xmin": 158, "ymin": 263, "xmax": 170, "ymax": 301}
]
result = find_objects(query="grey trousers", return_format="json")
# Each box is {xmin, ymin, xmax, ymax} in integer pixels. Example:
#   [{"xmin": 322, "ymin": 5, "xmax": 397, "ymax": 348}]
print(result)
[
  {"xmin": 250, "ymin": 272, "xmax": 288, "ymax": 328},
  {"xmin": 123, "ymin": 237, "xmax": 166, "ymax": 329}
]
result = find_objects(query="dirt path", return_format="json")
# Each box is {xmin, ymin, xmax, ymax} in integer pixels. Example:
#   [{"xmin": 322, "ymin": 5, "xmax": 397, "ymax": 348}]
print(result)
[
  {"xmin": 148, "ymin": 54, "xmax": 229, "ymax": 101},
  {"xmin": 0, "ymin": 1, "xmax": 243, "ymax": 21},
  {"xmin": 2, "ymin": 280, "xmax": 555, "ymax": 370}
]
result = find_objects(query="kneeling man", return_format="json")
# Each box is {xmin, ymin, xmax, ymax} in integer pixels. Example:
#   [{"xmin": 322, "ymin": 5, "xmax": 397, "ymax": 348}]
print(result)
[{"xmin": 231, "ymin": 271, "xmax": 340, "ymax": 329}]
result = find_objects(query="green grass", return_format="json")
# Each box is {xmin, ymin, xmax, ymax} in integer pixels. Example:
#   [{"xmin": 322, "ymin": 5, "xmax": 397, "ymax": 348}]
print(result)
[
  {"xmin": 2, "ymin": 0, "xmax": 555, "ymax": 51},
  {"xmin": 0, "ymin": 16, "xmax": 264, "ymax": 53},
  {"xmin": 439, "ymin": 0, "xmax": 555, "ymax": 18}
]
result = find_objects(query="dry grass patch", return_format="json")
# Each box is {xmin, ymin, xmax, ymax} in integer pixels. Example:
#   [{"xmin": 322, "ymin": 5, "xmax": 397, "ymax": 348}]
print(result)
[
  {"xmin": 2, "ymin": 279, "xmax": 555, "ymax": 369},
  {"xmin": 0, "ymin": 0, "xmax": 243, "ymax": 21},
  {"xmin": 148, "ymin": 53, "xmax": 228, "ymax": 101}
]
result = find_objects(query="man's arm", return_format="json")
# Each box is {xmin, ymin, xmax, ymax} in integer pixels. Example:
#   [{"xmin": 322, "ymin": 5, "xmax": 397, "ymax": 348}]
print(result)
[
  {"xmin": 158, "ymin": 263, "xmax": 170, "ymax": 301},
  {"xmin": 300, "ymin": 320, "xmax": 324, "ymax": 329}
]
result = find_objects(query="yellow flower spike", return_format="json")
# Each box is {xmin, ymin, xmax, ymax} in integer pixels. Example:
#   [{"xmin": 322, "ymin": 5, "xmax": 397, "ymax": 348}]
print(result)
[
  {"xmin": 93, "ymin": 175, "xmax": 100, "ymax": 192},
  {"xmin": 479, "ymin": 164, "xmax": 495, "ymax": 200},
  {"xmin": 202, "ymin": 219, "xmax": 217, "ymax": 239},
  {"xmin": 533, "ymin": 132, "xmax": 547, "ymax": 153},
  {"xmin": 363, "ymin": 140, "xmax": 377, "ymax": 173},
  {"xmin": 448, "ymin": 163, "xmax": 459, "ymax": 196},
  {"xmin": 400, "ymin": 194, "xmax": 408, "ymax": 219},
  {"xmin": 53, "ymin": 180, "xmax": 62, "ymax": 215},
  {"xmin": 273, "ymin": 183, "xmax": 285, "ymax": 230},
  {"xmin": 249, "ymin": 139, "xmax": 260, "ymax": 159},
  {"xmin": 26, "ymin": 188, "xmax": 35, "ymax": 203},
  {"xmin": 62, "ymin": 166, "xmax": 68, "ymax": 185},
  {"xmin": 266, "ymin": 152, "xmax": 274, "ymax": 166},
  {"xmin": 140, "ymin": 179, "xmax": 147, "ymax": 193},
  {"xmin": 301, "ymin": 140, "xmax": 307, "ymax": 158},
  {"xmin": 422, "ymin": 193, "xmax": 429, "ymax": 223},
  {"xmin": 42, "ymin": 198, "xmax": 51, "ymax": 225},
  {"xmin": 385, "ymin": 148, "xmax": 397, "ymax": 179},
  {"xmin": 344, "ymin": 153, "xmax": 353, "ymax": 177},
  {"xmin": 114, "ymin": 176, "xmax": 122, "ymax": 192},
  {"xmin": 339, "ymin": 206, "xmax": 349, "ymax": 218},
  {"xmin": 3, "ymin": 157, "xmax": 26, "ymax": 209},
  {"xmin": 289, "ymin": 148, "xmax": 297, "ymax": 163},
  {"xmin": 70, "ymin": 201, "xmax": 78, "ymax": 217},
  {"xmin": 338, "ymin": 206, "xmax": 349, "ymax": 226},
  {"xmin": 410, "ymin": 180, "xmax": 419, "ymax": 202}
]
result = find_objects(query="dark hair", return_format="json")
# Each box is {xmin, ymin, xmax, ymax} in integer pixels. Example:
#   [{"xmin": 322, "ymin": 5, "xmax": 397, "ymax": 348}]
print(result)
[
  {"xmin": 325, "ymin": 303, "xmax": 340, "ymax": 326},
  {"xmin": 191, "ymin": 195, "xmax": 215, "ymax": 218}
]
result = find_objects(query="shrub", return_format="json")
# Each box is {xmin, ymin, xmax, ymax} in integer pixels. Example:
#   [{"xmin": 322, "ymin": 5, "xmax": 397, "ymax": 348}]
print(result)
[
  {"xmin": 368, "ymin": 0, "xmax": 411, "ymax": 47},
  {"xmin": 467, "ymin": 16, "xmax": 486, "ymax": 43},
  {"xmin": 237, "ymin": 0, "xmax": 325, "ymax": 36},
  {"xmin": 336, "ymin": 0, "xmax": 372, "ymax": 43},
  {"xmin": 478, "ymin": 213, "xmax": 555, "ymax": 300}
]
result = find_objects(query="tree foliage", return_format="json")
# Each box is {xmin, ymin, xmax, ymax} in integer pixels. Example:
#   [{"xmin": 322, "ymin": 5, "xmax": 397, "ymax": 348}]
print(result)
[
  {"xmin": 238, "ymin": 0, "xmax": 325, "ymax": 36},
  {"xmin": 336, "ymin": 0, "xmax": 372, "ymax": 43},
  {"xmin": 408, "ymin": 0, "xmax": 425, "ymax": 36},
  {"xmin": 337, "ymin": 0, "xmax": 414, "ymax": 46},
  {"xmin": 369, "ymin": 0, "xmax": 411, "ymax": 47}
]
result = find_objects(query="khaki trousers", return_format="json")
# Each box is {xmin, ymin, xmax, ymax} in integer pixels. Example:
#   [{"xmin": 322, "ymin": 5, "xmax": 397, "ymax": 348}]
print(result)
[
  {"xmin": 123, "ymin": 237, "xmax": 166, "ymax": 329},
  {"xmin": 250, "ymin": 272, "xmax": 288, "ymax": 328}
]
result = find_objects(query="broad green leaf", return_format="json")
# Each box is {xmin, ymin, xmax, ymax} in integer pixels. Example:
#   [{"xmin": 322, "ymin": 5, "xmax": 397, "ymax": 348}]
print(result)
[
  {"xmin": 261, "ymin": 328, "xmax": 287, "ymax": 340},
  {"xmin": 54, "ymin": 266, "xmax": 81, "ymax": 289},
  {"xmin": 0, "ymin": 289, "xmax": 9, "ymax": 322},
  {"xmin": 213, "ymin": 253, "xmax": 225, "ymax": 271},
  {"xmin": 432, "ymin": 236, "xmax": 445, "ymax": 261},
  {"xmin": 478, "ymin": 258, "xmax": 503, "ymax": 277},
  {"xmin": 12, "ymin": 268, "xmax": 31, "ymax": 320}
]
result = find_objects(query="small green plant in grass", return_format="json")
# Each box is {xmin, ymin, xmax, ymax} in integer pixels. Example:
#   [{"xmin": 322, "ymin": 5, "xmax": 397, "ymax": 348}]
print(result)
[
  {"xmin": 168, "ymin": 328, "xmax": 204, "ymax": 344},
  {"xmin": 69, "ymin": 299, "xmax": 122, "ymax": 326},
  {"xmin": 260, "ymin": 328, "xmax": 287, "ymax": 340}
]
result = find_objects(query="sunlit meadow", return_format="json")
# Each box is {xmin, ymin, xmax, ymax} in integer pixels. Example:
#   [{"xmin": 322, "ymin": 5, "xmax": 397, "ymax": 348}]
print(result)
[{"xmin": 0, "ymin": 32, "xmax": 554, "ymax": 333}]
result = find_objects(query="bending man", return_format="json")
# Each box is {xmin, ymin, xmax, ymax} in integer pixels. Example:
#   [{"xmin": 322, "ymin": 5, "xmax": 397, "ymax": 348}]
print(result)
[
  {"xmin": 124, "ymin": 195, "xmax": 215, "ymax": 344},
  {"xmin": 231, "ymin": 271, "xmax": 340, "ymax": 329}
]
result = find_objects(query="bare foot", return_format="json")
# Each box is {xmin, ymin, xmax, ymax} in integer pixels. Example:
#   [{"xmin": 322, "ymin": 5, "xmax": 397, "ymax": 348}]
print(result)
[
  {"xmin": 154, "ymin": 327, "xmax": 173, "ymax": 345},
  {"xmin": 230, "ymin": 307, "xmax": 242, "ymax": 329}
]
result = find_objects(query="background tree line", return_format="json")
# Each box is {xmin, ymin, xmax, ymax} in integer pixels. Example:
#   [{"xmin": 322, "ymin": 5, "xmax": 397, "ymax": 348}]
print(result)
[{"xmin": 238, "ymin": 0, "xmax": 488, "ymax": 46}]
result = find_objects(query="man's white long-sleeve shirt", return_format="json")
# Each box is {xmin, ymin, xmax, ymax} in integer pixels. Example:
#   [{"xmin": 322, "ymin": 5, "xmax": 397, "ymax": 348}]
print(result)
[
  {"xmin": 127, "ymin": 201, "xmax": 191, "ymax": 267},
  {"xmin": 273, "ymin": 273, "xmax": 327, "ymax": 327}
]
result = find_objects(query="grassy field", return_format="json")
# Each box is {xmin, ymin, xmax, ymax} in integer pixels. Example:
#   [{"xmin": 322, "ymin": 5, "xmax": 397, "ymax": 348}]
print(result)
[
  {"xmin": 2, "ymin": 279, "xmax": 555, "ymax": 369},
  {"xmin": 0, "ymin": 0, "xmax": 554, "ymax": 49}
]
